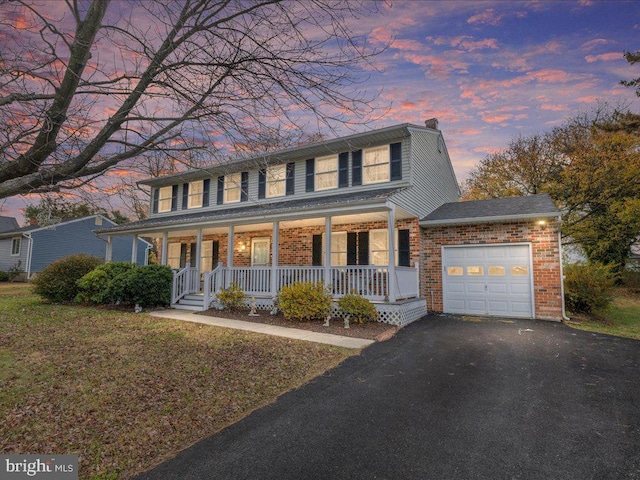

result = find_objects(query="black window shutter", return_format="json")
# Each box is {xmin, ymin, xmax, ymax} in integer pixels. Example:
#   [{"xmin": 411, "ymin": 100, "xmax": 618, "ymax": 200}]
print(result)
[
  {"xmin": 212, "ymin": 240, "xmax": 219, "ymax": 266},
  {"xmin": 305, "ymin": 158, "xmax": 315, "ymax": 192},
  {"xmin": 312, "ymin": 234, "xmax": 323, "ymax": 266},
  {"xmin": 182, "ymin": 183, "xmax": 189, "ymax": 210},
  {"xmin": 347, "ymin": 232, "xmax": 357, "ymax": 265},
  {"xmin": 352, "ymin": 149, "xmax": 362, "ymax": 186},
  {"xmin": 339, "ymin": 152, "xmax": 349, "ymax": 188},
  {"xmin": 357, "ymin": 231, "xmax": 369, "ymax": 265},
  {"xmin": 241, "ymin": 172, "xmax": 249, "ymax": 202},
  {"xmin": 398, "ymin": 229, "xmax": 410, "ymax": 267},
  {"xmin": 390, "ymin": 142, "xmax": 402, "ymax": 181},
  {"xmin": 202, "ymin": 179, "xmax": 210, "ymax": 207},
  {"xmin": 179, "ymin": 243, "xmax": 187, "ymax": 268},
  {"xmin": 152, "ymin": 188, "xmax": 159, "ymax": 214},
  {"xmin": 189, "ymin": 242, "xmax": 197, "ymax": 266},
  {"xmin": 286, "ymin": 162, "xmax": 295, "ymax": 196},
  {"xmin": 258, "ymin": 169, "xmax": 266, "ymax": 199},
  {"xmin": 217, "ymin": 176, "xmax": 224, "ymax": 205},
  {"xmin": 171, "ymin": 185, "xmax": 178, "ymax": 211}
]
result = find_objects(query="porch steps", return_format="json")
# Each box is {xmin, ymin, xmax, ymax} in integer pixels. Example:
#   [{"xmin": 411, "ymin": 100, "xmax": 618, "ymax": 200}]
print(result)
[{"xmin": 172, "ymin": 294, "xmax": 206, "ymax": 311}]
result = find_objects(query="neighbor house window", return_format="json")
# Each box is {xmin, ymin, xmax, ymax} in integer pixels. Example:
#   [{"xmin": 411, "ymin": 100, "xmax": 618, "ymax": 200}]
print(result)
[
  {"xmin": 363, "ymin": 145, "xmax": 390, "ymax": 184},
  {"xmin": 158, "ymin": 186, "xmax": 173, "ymax": 213},
  {"xmin": 266, "ymin": 164, "xmax": 286, "ymax": 197},
  {"xmin": 188, "ymin": 180, "xmax": 204, "ymax": 209},
  {"xmin": 315, "ymin": 155, "xmax": 338, "ymax": 191},
  {"xmin": 369, "ymin": 229, "xmax": 399, "ymax": 266},
  {"xmin": 224, "ymin": 173, "xmax": 242, "ymax": 204},
  {"xmin": 11, "ymin": 237, "xmax": 20, "ymax": 256},
  {"xmin": 322, "ymin": 232, "xmax": 347, "ymax": 266},
  {"xmin": 167, "ymin": 243, "xmax": 182, "ymax": 269}
]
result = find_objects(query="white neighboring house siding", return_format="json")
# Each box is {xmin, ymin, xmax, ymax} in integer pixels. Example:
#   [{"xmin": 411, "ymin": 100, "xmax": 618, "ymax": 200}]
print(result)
[
  {"xmin": 0, "ymin": 236, "xmax": 29, "ymax": 272},
  {"xmin": 390, "ymin": 127, "xmax": 460, "ymax": 219}
]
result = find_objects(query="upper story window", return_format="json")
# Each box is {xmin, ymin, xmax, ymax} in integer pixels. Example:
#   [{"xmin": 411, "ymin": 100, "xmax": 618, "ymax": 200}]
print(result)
[
  {"xmin": 11, "ymin": 237, "xmax": 20, "ymax": 256},
  {"xmin": 158, "ymin": 186, "xmax": 173, "ymax": 213},
  {"xmin": 188, "ymin": 180, "xmax": 204, "ymax": 209},
  {"xmin": 363, "ymin": 145, "xmax": 390, "ymax": 184},
  {"xmin": 266, "ymin": 164, "xmax": 286, "ymax": 198},
  {"xmin": 224, "ymin": 173, "xmax": 242, "ymax": 204},
  {"xmin": 315, "ymin": 155, "xmax": 338, "ymax": 191}
]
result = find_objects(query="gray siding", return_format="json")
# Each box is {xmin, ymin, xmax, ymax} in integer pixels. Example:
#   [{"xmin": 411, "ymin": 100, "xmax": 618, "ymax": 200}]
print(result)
[
  {"xmin": 29, "ymin": 217, "xmax": 149, "ymax": 273},
  {"xmin": 391, "ymin": 128, "xmax": 459, "ymax": 219},
  {"xmin": 0, "ymin": 236, "xmax": 29, "ymax": 272}
]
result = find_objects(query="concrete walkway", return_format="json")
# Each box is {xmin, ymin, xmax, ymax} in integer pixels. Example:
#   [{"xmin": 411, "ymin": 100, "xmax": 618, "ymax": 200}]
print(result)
[{"xmin": 148, "ymin": 310, "xmax": 374, "ymax": 349}]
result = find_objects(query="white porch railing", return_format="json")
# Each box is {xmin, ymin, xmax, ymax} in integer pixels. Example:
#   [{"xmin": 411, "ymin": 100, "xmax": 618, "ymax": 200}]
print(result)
[
  {"xmin": 277, "ymin": 266, "xmax": 325, "ymax": 290},
  {"xmin": 330, "ymin": 266, "xmax": 388, "ymax": 300},
  {"xmin": 395, "ymin": 265, "xmax": 420, "ymax": 299},
  {"xmin": 171, "ymin": 265, "xmax": 199, "ymax": 304}
]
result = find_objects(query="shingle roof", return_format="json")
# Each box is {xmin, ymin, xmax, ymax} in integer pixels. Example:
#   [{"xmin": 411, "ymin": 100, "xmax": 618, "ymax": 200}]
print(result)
[
  {"xmin": 421, "ymin": 194, "xmax": 559, "ymax": 226},
  {"xmin": 97, "ymin": 187, "xmax": 404, "ymax": 235},
  {"xmin": 0, "ymin": 216, "xmax": 19, "ymax": 234}
]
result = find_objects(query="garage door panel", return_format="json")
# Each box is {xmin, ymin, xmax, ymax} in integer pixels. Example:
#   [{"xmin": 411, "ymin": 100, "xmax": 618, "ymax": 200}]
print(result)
[{"xmin": 443, "ymin": 245, "xmax": 533, "ymax": 318}]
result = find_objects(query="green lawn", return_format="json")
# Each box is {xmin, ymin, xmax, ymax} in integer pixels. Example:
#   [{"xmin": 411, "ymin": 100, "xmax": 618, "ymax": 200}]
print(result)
[
  {"xmin": 0, "ymin": 283, "xmax": 355, "ymax": 479},
  {"xmin": 565, "ymin": 289, "xmax": 640, "ymax": 340}
]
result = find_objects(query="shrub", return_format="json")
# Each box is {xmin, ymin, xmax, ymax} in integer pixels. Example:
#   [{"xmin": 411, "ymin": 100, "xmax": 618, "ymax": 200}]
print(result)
[
  {"xmin": 564, "ymin": 262, "xmax": 617, "ymax": 314},
  {"xmin": 216, "ymin": 282, "xmax": 247, "ymax": 310},
  {"xmin": 109, "ymin": 264, "xmax": 173, "ymax": 308},
  {"xmin": 76, "ymin": 262, "xmax": 136, "ymax": 303},
  {"xmin": 338, "ymin": 292, "xmax": 379, "ymax": 324},
  {"xmin": 0, "ymin": 271, "xmax": 8, "ymax": 282},
  {"xmin": 32, "ymin": 254, "xmax": 103, "ymax": 302},
  {"xmin": 7, "ymin": 261, "xmax": 23, "ymax": 282},
  {"xmin": 278, "ymin": 281, "xmax": 332, "ymax": 321},
  {"xmin": 620, "ymin": 269, "xmax": 640, "ymax": 294}
]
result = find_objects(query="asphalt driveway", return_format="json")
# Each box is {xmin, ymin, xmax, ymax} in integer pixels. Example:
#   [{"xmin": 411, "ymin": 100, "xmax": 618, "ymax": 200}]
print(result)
[{"xmin": 137, "ymin": 315, "xmax": 640, "ymax": 480}]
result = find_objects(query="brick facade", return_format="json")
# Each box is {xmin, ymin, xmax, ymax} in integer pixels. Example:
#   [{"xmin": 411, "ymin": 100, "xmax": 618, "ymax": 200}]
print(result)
[{"xmin": 421, "ymin": 219, "xmax": 563, "ymax": 321}]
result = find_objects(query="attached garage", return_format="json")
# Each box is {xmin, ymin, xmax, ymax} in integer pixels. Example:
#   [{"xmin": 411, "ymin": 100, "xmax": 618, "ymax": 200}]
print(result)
[
  {"xmin": 442, "ymin": 244, "xmax": 533, "ymax": 318},
  {"xmin": 421, "ymin": 194, "xmax": 565, "ymax": 322}
]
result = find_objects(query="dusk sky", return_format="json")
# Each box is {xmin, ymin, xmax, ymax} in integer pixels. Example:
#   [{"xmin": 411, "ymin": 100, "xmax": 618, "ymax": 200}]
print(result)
[{"xmin": 1, "ymin": 0, "xmax": 639, "ymax": 220}]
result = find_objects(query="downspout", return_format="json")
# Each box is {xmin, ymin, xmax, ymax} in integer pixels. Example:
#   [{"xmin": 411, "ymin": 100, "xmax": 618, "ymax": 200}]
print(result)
[
  {"xmin": 557, "ymin": 215, "xmax": 570, "ymax": 321},
  {"xmin": 25, "ymin": 233, "xmax": 33, "ymax": 280}
]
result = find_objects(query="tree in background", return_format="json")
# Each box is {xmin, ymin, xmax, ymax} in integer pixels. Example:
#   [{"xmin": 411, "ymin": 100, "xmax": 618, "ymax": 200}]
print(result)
[
  {"xmin": 462, "ymin": 107, "xmax": 640, "ymax": 273},
  {"xmin": 0, "ymin": 0, "xmax": 385, "ymax": 199},
  {"xmin": 24, "ymin": 196, "xmax": 130, "ymax": 226}
]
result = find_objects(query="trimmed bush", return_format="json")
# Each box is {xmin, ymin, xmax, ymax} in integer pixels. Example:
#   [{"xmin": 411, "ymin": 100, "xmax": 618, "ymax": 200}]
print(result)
[
  {"xmin": 109, "ymin": 264, "xmax": 173, "ymax": 308},
  {"xmin": 32, "ymin": 254, "xmax": 103, "ymax": 302},
  {"xmin": 0, "ymin": 271, "xmax": 8, "ymax": 282},
  {"xmin": 75, "ymin": 262, "xmax": 137, "ymax": 304},
  {"xmin": 216, "ymin": 282, "xmax": 246, "ymax": 310},
  {"xmin": 620, "ymin": 269, "xmax": 640, "ymax": 294},
  {"xmin": 338, "ymin": 292, "xmax": 379, "ymax": 323},
  {"xmin": 277, "ymin": 281, "xmax": 332, "ymax": 321},
  {"xmin": 564, "ymin": 262, "xmax": 617, "ymax": 314}
]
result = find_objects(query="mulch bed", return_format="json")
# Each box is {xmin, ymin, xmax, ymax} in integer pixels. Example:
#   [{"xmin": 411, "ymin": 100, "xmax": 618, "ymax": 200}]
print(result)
[{"xmin": 198, "ymin": 308, "xmax": 398, "ymax": 342}]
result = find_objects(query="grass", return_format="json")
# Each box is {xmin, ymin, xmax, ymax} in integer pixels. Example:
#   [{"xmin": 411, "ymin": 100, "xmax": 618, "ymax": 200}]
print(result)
[
  {"xmin": 0, "ymin": 283, "xmax": 355, "ymax": 479},
  {"xmin": 565, "ymin": 288, "xmax": 640, "ymax": 340}
]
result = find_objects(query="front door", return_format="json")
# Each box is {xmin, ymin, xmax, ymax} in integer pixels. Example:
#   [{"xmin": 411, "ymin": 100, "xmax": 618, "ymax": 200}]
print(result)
[{"xmin": 251, "ymin": 237, "xmax": 271, "ymax": 266}]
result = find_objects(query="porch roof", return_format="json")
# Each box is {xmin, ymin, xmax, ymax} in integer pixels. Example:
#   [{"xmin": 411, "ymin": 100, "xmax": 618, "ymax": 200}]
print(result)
[
  {"xmin": 420, "ymin": 194, "xmax": 560, "ymax": 226},
  {"xmin": 97, "ymin": 187, "xmax": 405, "ymax": 235}
]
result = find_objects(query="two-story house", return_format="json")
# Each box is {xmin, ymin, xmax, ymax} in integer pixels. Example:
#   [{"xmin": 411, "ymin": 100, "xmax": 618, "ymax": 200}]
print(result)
[{"xmin": 98, "ymin": 120, "xmax": 565, "ymax": 325}]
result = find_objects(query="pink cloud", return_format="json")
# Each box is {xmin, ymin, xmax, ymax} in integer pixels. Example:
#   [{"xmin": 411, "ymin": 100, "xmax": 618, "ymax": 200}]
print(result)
[
  {"xmin": 540, "ymin": 104, "xmax": 569, "ymax": 112},
  {"xmin": 576, "ymin": 95, "xmax": 599, "ymax": 103},
  {"xmin": 585, "ymin": 52, "xmax": 623, "ymax": 63},
  {"xmin": 481, "ymin": 113, "xmax": 513, "ymax": 124},
  {"xmin": 467, "ymin": 9, "xmax": 504, "ymax": 26},
  {"xmin": 428, "ymin": 35, "xmax": 499, "ymax": 52},
  {"xmin": 581, "ymin": 38, "xmax": 614, "ymax": 51},
  {"xmin": 391, "ymin": 38, "xmax": 425, "ymax": 52}
]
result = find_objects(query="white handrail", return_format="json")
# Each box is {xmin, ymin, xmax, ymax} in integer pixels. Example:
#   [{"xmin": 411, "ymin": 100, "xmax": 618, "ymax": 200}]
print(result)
[{"xmin": 172, "ymin": 266, "xmax": 199, "ymax": 304}]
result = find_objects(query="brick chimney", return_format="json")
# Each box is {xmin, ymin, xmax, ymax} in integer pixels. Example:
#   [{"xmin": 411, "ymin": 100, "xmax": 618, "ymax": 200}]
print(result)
[{"xmin": 424, "ymin": 118, "xmax": 439, "ymax": 130}]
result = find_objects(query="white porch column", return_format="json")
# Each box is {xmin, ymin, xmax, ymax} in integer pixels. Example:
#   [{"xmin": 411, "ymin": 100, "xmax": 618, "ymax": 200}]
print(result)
[
  {"xmin": 195, "ymin": 227, "xmax": 203, "ymax": 271},
  {"xmin": 161, "ymin": 232, "xmax": 169, "ymax": 266},
  {"xmin": 105, "ymin": 235, "xmax": 113, "ymax": 262},
  {"xmin": 271, "ymin": 221, "xmax": 280, "ymax": 296},
  {"xmin": 227, "ymin": 225, "xmax": 234, "ymax": 267},
  {"xmin": 324, "ymin": 216, "xmax": 332, "ymax": 290},
  {"xmin": 387, "ymin": 205, "xmax": 397, "ymax": 302},
  {"xmin": 131, "ymin": 234, "xmax": 139, "ymax": 264}
]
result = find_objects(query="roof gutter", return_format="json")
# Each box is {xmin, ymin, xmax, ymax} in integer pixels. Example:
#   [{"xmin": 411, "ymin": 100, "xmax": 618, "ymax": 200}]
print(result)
[{"xmin": 420, "ymin": 211, "xmax": 560, "ymax": 227}]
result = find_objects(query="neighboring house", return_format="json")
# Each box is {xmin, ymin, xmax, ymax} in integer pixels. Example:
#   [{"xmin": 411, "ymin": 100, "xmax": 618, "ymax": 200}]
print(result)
[
  {"xmin": 97, "ymin": 120, "xmax": 565, "ymax": 324},
  {"xmin": 0, "ymin": 216, "xmax": 19, "ymax": 234},
  {"xmin": 0, "ymin": 215, "xmax": 151, "ymax": 280}
]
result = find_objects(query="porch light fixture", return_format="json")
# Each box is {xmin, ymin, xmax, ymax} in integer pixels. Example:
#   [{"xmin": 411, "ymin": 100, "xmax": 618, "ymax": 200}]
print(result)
[
  {"xmin": 238, "ymin": 242, "xmax": 246, "ymax": 251},
  {"xmin": 537, "ymin": 220, "xmax": 547, "ymax": 228}
]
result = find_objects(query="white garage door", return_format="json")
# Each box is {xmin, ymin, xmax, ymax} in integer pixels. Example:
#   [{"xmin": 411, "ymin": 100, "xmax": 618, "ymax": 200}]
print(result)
[{"xmin": 443, "ymin": 244, "xmax": 534, "ymax": 318}]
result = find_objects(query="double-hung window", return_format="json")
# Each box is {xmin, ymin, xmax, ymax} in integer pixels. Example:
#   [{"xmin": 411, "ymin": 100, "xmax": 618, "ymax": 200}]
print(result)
[
  {"xmin": 315, "ymin": 155, "xmax": 338, "ymax": 191},
  {"xmin": 188, "ymin": 180, "xmax": 204, "ymax": 209},
  {"xmin": 224, "ymin": 173, "xmax": 242, "ymax": 204},
  {"xmin": 369, "ymin": 229, "xmax": 399, "ymax": 266},
  {"xmin": 167, "ymin": 243, "xmax": 182, "ymax": 269},
  {"xmin": 11, "ymin": 237, "xmax": 20, "ymax": 256},
  {"xmin": 322, "ymin": 232, "xmax": 347, "ymax": 266},
  {"xmin": 266, "ymin": 164, "xmax": 286, "ymax": 198},
  {"xmin": 158, "ymin": 186, "xmax": 173, "ymax": 213},
  {"xmin": 363, "ymin": 145, "xmax": 390, "ymax": 184}
]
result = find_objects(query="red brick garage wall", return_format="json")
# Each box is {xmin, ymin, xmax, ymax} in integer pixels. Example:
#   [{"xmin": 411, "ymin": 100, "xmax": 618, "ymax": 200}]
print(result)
[{"xmin": 421, "ymin": 219, "xmax": 563, "ymax": 321}]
